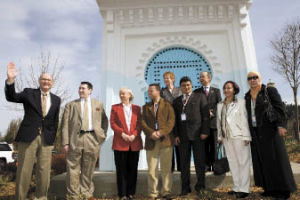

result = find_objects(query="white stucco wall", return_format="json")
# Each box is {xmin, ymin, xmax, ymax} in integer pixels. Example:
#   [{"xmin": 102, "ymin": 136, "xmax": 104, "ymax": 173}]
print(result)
[{"xmin": 96, "ymin": 0, "xmax": 258, "ymax": 171}]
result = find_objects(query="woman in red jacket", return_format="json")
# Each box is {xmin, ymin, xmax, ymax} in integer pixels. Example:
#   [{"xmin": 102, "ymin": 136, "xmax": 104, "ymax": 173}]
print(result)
[{"xmin": 110, "ymin": 87, "xmax": 143, "ymax": 200}]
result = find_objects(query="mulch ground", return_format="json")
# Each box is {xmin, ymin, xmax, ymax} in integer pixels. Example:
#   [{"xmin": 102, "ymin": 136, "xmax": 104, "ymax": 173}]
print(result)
[
  {"xmin": 1, "ymin": 184, "xmax": 300, "ymax": 200},
  {"xmin": 1, "ymin": 142, "xmax": 299, "ymax": 199}
]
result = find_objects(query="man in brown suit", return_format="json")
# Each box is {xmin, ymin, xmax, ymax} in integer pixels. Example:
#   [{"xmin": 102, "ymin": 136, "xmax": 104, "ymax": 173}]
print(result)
[
  {"xmin": 61, "ymin": 81, "xmax": 108, "ymax": 200},
  {"xmin": 141, "ymin": 83, "xmax": 175, "ymax": 200}
]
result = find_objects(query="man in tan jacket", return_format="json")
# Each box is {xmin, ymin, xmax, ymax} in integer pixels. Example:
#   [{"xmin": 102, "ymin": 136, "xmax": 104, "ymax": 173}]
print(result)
[
  {"xmin": 61, "ymin": 81, "xmax": 108, "ymax": 200},
  {"xmin": 141, "ymin": 83, "xmax": 175, "ymax": 200}
]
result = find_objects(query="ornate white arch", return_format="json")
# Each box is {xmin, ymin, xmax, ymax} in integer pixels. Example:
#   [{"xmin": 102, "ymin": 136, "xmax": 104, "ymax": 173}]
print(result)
[{"xmin": 135, "ymin": 35, "xmax": 223, "ymax": 92}]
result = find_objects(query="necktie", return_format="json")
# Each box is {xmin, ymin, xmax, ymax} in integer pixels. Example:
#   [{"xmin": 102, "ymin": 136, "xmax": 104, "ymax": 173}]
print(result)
[
  {"xmin": 205, "ymin": 87, "xmax": 209, "ymax": 96},
  {"xmin": 82, "ymin": 99, "xmax": 89, "ymax": 131},
  {"xmin": 42, "ymin": 93, "xmax": 47, "ymax": 117}
]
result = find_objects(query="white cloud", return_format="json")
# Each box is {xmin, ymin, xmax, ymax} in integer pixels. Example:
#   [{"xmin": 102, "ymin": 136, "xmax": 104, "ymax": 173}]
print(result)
[{"xmin": 0, "ymin": 0, "xmax": 103, "ymax": 133}]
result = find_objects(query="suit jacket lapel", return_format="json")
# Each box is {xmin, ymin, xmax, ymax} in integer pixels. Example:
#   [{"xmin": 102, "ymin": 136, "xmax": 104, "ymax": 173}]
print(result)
[
  {"xmin": 34, "ymin": 89, "xmax": 42, "ymax": 116},
  {"xmin": 148, "ymin": 103, "xmax": 155, "ymax": 118},
  {"xmin": 227, "ymin": 101, "xmax": 237, "ymax": 118},
  {"xmin": 46, "ymin": 93, "xmax": 56, "ymax": 117},
  {"xmin": 129, "ymin": 105, "xmax": 137, "ymax": 133},
  {"xmin": 185, "ymin": 93, "xmax": 194, "ymax": 109},
  {"xmin": 118, "ymin": 104, "xmax": 129, "ymax": 132},
  {"xmin": 75, "ymin": 99, "xmax": 82, "ymax": 121},
  {"xmin": 208, "ymin": 87, "xmax": 214, "ymax": 100},
  {"xmin": 91, "ymin": 98, "xmax": 97, "ymax": 127}
]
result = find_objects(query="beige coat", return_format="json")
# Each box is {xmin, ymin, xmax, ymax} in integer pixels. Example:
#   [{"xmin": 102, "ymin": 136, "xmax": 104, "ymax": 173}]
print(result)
[
  {"xmin": 217, "ymin": 98, "xmax": 251, "ymax": 141},
  {"xmin": 61, "ymin": 98, "xmax": 108, "ymax": 151}
]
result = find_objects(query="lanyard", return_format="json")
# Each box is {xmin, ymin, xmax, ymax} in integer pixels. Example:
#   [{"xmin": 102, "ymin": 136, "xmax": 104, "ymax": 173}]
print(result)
[{"xmin": 182, "ymin": 94, "xmax": 190, "ymax": 112}]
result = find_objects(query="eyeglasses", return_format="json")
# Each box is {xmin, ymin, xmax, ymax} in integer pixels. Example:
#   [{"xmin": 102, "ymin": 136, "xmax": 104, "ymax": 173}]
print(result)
[{"xmin": 247, "ymin": 76, "xmax": 259, "ymax": 81}]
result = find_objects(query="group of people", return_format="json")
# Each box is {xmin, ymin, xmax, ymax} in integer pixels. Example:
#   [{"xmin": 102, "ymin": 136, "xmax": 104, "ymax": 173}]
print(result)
[{"xmin": 5, "ymin": 61, "xmax": 296, "ymax": 200}]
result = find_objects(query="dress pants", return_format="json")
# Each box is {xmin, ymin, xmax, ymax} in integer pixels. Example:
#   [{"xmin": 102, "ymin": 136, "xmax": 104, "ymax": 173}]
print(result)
[
  {"xmin": 223, "ymin": 138, "xmax": 251, "ymax": 193},
  {"xmin": 179, "ymin": 139, "xmax": 206, "ymax": 193},
  {"xmin": 205, "ymin": 129, "xmax": 217, "ymax": 170},
  {"xmin": 114, "ymin": 149, "xmax": 140, "ymax": 198},
  {"xmin": 146, "ymin": 140, "xmax": 173, "ymax": 197},
  {"xmin": 16, "ymin": 135, "xmax": 53, "ymax": 200},
  {"xmin": 66, "ymin": 132, "xmax": 100, "ymax": 200}
]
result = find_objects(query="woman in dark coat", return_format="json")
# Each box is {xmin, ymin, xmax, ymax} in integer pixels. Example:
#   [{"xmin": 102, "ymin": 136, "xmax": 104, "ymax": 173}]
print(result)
[{"xmin": 245, "ymin": 71, "xmax": 296, "ymax": 200}]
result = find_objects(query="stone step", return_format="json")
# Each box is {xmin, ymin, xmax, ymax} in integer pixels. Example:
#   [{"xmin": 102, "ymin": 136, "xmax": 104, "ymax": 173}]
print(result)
[{"xmin": 49, "ymin": 162, "xmax": 300, "ymax": 199}]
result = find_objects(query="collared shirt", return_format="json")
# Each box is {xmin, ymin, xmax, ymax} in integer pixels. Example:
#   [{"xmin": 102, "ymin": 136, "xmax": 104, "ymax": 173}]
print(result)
[
  {"xmin": 183, "ymin": 92, "xmax": 192, "ymax": 104},
  {"xmin": 204, "ymin": 85, "xmax": 210, "ymax": 93},
  {"xmin": 182, "ymin": 92, "xmax": 192, "ymax": 112},
  {"xmin": 123, "ymin": 103, "xmax": 132, "ymax": 131},
  {"xmin": 81, "ymin": 96, "xmax": 93, "ymax": 131},
  {"xmin": 40, "ymin": 90, "xmax": 51, "ymax": 115}
]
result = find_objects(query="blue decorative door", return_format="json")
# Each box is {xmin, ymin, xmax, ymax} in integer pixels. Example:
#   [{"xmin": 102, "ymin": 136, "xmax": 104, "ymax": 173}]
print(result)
[{"xmin": 144, "ymin": 46, "xmax": 212, "ymax": 102}]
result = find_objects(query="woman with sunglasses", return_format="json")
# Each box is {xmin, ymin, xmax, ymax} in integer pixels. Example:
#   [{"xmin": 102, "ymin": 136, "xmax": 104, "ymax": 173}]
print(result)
[
  {"xmin": 217, "ymin": 81, "xmax": 251, "ymax": 198},
  {"xmin": 245, "ymin": 71, "xmax": 296, "ymax": 200}
]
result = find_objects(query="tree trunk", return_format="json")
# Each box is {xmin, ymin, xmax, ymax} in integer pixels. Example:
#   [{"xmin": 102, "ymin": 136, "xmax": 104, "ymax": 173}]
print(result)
[{"xmin": 293, "ymin": 87, "xmax": 300, "ymax": 142}]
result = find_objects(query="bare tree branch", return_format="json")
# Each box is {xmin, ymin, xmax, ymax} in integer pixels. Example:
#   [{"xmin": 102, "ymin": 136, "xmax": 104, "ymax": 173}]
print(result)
[
  {"xmin": 270, "ymin": 18, "xmax": 300, "ymax": 142},
  {"xmin": 6, "ymin": 50, "xmax": 72, "ymax": 111}
]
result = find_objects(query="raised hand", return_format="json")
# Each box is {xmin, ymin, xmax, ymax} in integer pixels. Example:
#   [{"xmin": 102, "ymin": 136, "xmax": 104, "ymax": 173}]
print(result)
[{"xmin": 7, "ymin": 62, "xmax": 18, "ymax": 83}]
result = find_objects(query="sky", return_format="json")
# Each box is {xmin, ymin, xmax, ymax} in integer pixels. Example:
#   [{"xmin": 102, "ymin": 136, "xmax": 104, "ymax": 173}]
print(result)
[{"xmin": 0, "ymin": 0, "xmax": 299, "ymax": 135}]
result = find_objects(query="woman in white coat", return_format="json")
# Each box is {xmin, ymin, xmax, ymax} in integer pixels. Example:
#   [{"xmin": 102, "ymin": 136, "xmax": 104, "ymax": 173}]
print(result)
[{"xmin": 217, "ymin": 81, "xmax": 251, "ymax": 198}]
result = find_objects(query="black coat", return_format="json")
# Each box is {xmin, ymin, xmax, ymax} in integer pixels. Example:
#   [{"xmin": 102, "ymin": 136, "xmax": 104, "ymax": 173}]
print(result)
[
  {"xmin": 5, "ymin": 82, "xmax": 61, "ymax": 145},
  {"xmin": 173, "ymin": 92, "xmax": 210, "ymax": 142},
  {"xmin": 245, "ymin": 85, "xmax": 296, "ymax": 192},
  {"xmin": 194, "ymin": 87, "xmax": 221, "ymax": 129}
]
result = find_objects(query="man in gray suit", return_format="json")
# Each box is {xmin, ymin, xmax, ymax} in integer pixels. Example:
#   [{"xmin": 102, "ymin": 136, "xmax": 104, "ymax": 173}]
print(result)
[{"xmin": 61, "ymin": 81, "xmax": 108, "ymax": 200}]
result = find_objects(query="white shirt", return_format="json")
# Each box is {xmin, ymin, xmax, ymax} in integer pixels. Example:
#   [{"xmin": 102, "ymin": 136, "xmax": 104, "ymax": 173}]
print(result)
[
  {"xmin": 183, "ymin": 92, "xmax": 192, "ymax": 103},
  {"xmin": 81, "ymin": 96, "xmax": 93, "ymax": 131},
  {"xmin": 123, "ymin": 103, "xmax": 132, "ymax": 131},
  {"xmin": 204, "ymin": 85, "xmax": 210, "ymax": 93},
  {"xmin": 41, "ymin": 90, "xmax": 51, "ymax": 115}
]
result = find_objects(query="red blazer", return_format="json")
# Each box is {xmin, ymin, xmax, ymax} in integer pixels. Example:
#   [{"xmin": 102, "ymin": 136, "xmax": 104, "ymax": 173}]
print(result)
[{"xmin": 110, "ymin": 103, "xmax": 143, "ymax": 151}]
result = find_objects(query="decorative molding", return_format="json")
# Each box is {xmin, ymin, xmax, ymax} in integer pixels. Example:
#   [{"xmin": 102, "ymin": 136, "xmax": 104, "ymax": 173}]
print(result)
[
  {"xmin": 135, "ymin": 36, "xmax": 223, "ymax": 92},
  {"xmin": 102, "ymin": 5, "xmax": 240, "ymax": 29}
]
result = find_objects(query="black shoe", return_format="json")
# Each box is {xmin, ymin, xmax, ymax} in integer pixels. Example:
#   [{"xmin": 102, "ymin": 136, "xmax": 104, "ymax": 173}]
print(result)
[
  {"xmin": 180, "ymin": 189, "xmax": 191, "ymax": 196},
  {"xmin": 205, "ymin": 165, "xmax": 212, "ymax": 172},
  {"xmin": 228, "ymin": 190, "xmax": 236, "ymax": 195},
  {"xmin": 236, "ymin": 192, "xmax": 249, "ymax": 198},
  {"xmin": 261, "ymin": 191, "xmax": 272, "ymax": 197},
  {"xmin": 162, "ymin": 194, "xmax": 173, "ymax": 200}
]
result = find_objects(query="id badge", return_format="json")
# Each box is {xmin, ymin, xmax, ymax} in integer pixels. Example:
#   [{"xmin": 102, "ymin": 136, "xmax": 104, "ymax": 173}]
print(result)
[
  {"xmin": 252, "ymin": 115, "xmax": 256, "ymax": 123},
  {"xmin": 155, "ymin": 122, "xmax": 158, "ymax": 130},
  {"xmin": 181, "ymin": 113, "xmax": 187, "ymax": 121}
]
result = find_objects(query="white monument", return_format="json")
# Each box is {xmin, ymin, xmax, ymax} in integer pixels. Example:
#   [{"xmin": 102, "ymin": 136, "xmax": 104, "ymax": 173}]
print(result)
[{"xmin": 96, "ymin": 0, "xmax": 258, "ymax": 170}]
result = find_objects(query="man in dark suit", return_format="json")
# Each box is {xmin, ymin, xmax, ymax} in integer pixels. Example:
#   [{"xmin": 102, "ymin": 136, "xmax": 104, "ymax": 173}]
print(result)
[
  {"xmin": 173, "ymin": 76, "xmax": 209, "ymax": 196},
  {"xmin": 194, "ymin": 72, "xmax": 221, "ymax": 172},
  {"xmin": 5, "ymin": 62, "xmax": 61, "ymax": 200}
]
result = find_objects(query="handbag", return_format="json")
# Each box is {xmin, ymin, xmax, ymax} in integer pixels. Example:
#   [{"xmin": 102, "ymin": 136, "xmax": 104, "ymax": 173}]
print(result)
[
  {"xmin": 213, "ymin": 143, "xmax": 229, "ymax": 176},
  {"xmin": 263, "ymin": 87, "xmax": 277, "ymax": 123}
]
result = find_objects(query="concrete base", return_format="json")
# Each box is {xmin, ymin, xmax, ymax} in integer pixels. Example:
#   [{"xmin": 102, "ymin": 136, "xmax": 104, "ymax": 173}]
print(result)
[{"xmin": 49, "ymin": 162, "xmax": 300, "ymax": 199}]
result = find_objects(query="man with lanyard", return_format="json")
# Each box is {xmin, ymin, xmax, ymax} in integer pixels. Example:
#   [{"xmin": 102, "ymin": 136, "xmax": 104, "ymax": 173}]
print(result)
[
  {"xmin": 141, "ymin": 83, "xmax": 175, "ymax": 200},
  {"xmin": 173, "ymin": 76, "xmax": 210, "ymax": 197}
]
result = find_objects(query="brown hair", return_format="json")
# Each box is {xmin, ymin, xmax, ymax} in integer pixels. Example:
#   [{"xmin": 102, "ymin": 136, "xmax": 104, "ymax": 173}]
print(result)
[{"xmin": 223, "ymin": 80, "xmax": 240, "ymax": 95}]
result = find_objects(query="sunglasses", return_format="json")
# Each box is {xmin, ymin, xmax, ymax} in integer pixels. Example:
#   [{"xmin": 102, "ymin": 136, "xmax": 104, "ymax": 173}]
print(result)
[{"xmin": 247, "ymin": 76, "xmax": 259, "ymax": 81}]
